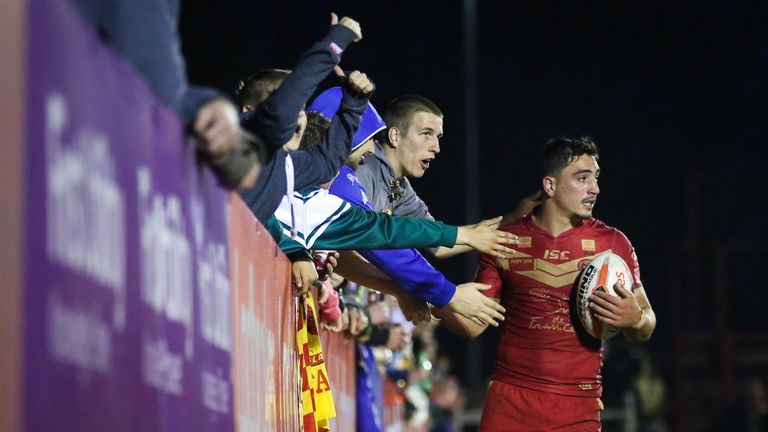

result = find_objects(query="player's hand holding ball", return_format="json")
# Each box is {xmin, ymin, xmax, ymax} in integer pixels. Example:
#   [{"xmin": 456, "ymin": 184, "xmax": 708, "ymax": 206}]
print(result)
[
  {"xmin": 588, "ymin": 282, "xmax": 644, "ymax": 330},
  {"xmin": 576, "ymin": 252, "xmax": 644, "ymax": 339}
]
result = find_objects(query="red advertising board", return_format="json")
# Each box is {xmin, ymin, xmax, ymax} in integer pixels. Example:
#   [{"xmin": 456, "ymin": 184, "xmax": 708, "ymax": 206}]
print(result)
[
  {"xmin": 229, "ymin": 196, "xmax": 299, "ymax": 432},
  {"xmin": 229, "ymin": 196, "xmax": 356, "ymax": 431}
]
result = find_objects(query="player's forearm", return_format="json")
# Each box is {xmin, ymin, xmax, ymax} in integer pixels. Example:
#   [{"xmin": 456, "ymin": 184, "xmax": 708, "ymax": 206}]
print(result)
[
  {"xmin": 432, "ymin": 307, "xmax": 487, "ymax": 338},
  {"xmin": 623, "ymin": 307, "xmax": 656, "ymax": 342}
]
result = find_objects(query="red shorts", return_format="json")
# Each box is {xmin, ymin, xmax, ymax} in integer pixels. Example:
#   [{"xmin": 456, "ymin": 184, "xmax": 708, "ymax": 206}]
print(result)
[{"xmin": 479, "ymin": 380, "xmax": 603, "ymax": 432}]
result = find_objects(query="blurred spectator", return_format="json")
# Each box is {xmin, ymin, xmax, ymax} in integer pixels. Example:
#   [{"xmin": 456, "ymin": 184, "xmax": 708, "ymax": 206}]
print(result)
[
  {"xmin": 68, "ymin": 0, "xmax": 263, "ymax": 190},
  {"xmin": 430, "ymin": 376, "xmax": 463, "ymax": 432},
  {"xmin": 236, "ymin": 69, "xmax": 291, "ymax": 113},
  {"xmin": 317, "ymin": 279, "xmax": 343, "ymax": 332},
  {"xmin": 632, "ymin": 349, "xmax": 668, "ymax": 432},
  {"xmin": 717, "ymin": 377, "xmax": 768, "ymax": 432}
]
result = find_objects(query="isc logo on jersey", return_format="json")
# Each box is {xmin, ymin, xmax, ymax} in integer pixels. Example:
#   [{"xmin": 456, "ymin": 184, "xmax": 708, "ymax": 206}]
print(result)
[
  {"xmin": 543, "ymin": 249, "xmax": 570, "ymax": 260},
  {"xmin": 575, "ymin": 252, "xmax": 634, "ymax": 340}
]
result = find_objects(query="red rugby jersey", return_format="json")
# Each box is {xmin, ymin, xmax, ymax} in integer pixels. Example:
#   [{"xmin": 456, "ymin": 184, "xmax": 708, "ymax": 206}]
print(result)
[{"xmin": 476, "ymin": 215, "xmax": 642, "ymax": 398}]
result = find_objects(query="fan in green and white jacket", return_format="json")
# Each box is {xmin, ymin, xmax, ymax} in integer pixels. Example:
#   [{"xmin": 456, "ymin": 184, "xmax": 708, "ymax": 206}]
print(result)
[{"xmin": 274, "ymin": 185, "xmax": 459, "ymax": 256}]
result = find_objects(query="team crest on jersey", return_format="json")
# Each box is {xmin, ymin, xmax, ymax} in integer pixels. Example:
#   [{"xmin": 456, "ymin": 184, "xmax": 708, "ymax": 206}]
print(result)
[{"xmin": 581, "ymin": 239, "xmax": 596, "ymax": 254}]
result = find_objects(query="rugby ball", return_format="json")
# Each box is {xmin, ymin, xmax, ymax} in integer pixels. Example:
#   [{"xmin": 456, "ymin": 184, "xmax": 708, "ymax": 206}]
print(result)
[{"xmin": 575, "ymin": 252, "xmax": 634, "ymax": 340}]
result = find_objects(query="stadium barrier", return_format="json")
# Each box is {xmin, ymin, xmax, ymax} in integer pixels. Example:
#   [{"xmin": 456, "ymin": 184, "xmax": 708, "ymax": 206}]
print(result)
[
  {"xmin": 229, "ymin": 196, "xmax": 355, "ymax": 431},
  {"xmin": 0, "ymin": 0, "xmax": 355, "ymax": 430}
]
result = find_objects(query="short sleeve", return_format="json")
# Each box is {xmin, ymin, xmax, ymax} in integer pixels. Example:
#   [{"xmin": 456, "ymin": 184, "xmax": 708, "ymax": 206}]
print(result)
[
  {"xmin": 475, "ymin": 253, "xmax": 503, "ymax": 299},
  {"xmin": 611, "ymin": 230, "xmax": 643, "ymax": 291}
]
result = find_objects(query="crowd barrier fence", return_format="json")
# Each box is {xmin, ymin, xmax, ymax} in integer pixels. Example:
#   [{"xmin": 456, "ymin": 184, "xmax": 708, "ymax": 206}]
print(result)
[{"xmin": 1, "ymin": 0, "xmax": 355, "ymax": 430}]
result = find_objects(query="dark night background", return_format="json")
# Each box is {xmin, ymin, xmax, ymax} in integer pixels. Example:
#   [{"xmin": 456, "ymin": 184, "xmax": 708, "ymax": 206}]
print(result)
[{"xmin": 181, "ymin": 1, "xmax": 768, "ymax": 430}]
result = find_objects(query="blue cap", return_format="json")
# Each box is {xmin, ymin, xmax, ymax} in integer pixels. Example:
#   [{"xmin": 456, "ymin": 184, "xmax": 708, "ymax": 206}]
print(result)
[{"xmin": 308, "ymin": 87, "xmax": 386, "ymax": 151}]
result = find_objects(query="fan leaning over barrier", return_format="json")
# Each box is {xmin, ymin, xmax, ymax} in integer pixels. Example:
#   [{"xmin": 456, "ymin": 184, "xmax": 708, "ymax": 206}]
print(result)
[{"xmin": 272, "ymin": 87, "xmax": 517, "ymax": 325}]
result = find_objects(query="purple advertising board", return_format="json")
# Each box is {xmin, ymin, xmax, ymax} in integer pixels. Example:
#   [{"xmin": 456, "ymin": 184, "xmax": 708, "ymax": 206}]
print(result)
[{"xmin": 24, "ymin": 0, "xmax": 234, "ymax": 430}]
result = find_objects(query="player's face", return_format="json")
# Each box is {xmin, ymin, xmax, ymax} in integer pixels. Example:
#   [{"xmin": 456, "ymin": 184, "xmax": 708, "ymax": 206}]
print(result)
[
  {"xmin": 346, "ymin": 139, "xmax": 375, "ymax": 170},
  {"xmin": 394, "ymin": 112, "xmax": 442, "ymax": 178},
  {"xmin": 552, "ymin": 154, "xmax": 600, "ymax": 220}
]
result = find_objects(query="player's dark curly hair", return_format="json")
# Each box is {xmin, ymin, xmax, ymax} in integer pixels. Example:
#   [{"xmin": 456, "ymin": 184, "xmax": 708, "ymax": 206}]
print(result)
[
  {"xmin": 235, "ymin": 69, "xmax": 291, "ymax": 111},
  {"xmin": 537, "ymin": 136, "xmax": 599, "ymax": 178}
]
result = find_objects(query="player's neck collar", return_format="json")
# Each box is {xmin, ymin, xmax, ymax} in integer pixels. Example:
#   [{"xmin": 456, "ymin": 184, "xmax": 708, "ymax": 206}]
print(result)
[{"xmin": 529, "ymin": 211, "xmax": 592, "ymax": 239}]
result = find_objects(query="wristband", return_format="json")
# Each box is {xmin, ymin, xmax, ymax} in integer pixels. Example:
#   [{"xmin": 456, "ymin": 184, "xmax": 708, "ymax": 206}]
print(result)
[{"xmin": 632, "ymin": 310, "xmax": 647, "ymax": 330}]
